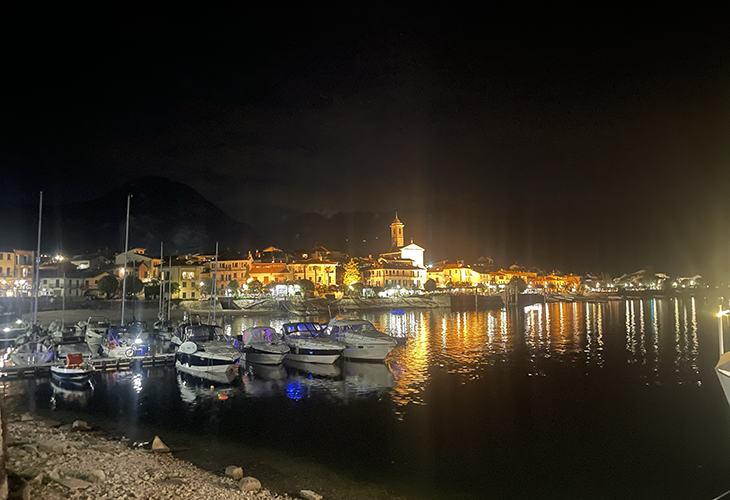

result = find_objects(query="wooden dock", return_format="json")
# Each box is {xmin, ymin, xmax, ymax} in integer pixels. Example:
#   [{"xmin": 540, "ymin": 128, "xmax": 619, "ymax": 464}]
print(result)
[{"xmin": 0, "ymin": 353, "xmax": 177, "ymax": 379}]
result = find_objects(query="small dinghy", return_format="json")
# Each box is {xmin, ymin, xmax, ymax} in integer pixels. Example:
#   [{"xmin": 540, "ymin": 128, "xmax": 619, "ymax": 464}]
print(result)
[{"xmin": 51, "ymin": 353, "xmax": 94, "ymax": 383}]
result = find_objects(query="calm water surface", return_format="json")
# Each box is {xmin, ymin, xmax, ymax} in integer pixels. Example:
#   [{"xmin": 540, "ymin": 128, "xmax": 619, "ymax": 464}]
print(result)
[{"xmin": 6, "ymin": 298, "xmax": 730, "ymax": 499}]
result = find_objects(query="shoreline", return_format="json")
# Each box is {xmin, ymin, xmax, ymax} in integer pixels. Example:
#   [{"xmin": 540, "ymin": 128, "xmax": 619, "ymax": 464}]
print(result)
[
  {"xmin": 4, "ymin": 414, "xmax": 305, "ymax": 500},
  {"xmin": 3, "ymin": 397, "xmax": 410, "ymax": 500}
]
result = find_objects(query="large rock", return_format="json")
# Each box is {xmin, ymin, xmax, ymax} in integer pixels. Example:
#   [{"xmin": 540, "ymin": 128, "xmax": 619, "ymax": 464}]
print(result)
[
  {"xmin": 92, "ymin": 469, "xmax": 106, "ymax": 483},
  {"xmin": 225, "ymin": 466, "xmax": 243, "ymax": 481},
  {"xmin": 72, "ymin": 420, "xmax": 91, "ymax": 431},
  {"xmin": 239, "ymin": 476, "xmax": 261, "ymax": 492},
  {"xmin": 300, "ymin": 490, "xmax": 323, "ymax": 500},
  {"xmin": 151, "ymin": 436, "xmax": 170, "ymax": 453},
  {"xmin": 55, "ymin": 476, "xmax": 93, "ymax": 490}
]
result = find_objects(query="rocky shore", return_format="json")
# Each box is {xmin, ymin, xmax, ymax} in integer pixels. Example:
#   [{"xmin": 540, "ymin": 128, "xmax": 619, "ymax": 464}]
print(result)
[{"xmin": 4, "ymin": 415, "xmax": 324, "ymax": 500}]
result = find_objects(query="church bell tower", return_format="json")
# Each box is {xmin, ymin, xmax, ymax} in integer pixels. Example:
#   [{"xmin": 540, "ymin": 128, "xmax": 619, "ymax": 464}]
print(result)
[{"xmin": 390, "ymin": 212, "xmax": 404, "ymax": 249}]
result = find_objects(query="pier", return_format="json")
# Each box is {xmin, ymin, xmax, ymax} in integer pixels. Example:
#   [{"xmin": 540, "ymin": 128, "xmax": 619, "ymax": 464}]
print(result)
[{"xmin": 0, "ymin": 353, "xmax": 176, "ymax": 380}]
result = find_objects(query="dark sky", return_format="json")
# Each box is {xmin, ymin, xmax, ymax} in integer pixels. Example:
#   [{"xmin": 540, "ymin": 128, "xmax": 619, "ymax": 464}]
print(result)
[{"xmin": 3, "ymin": 13, "xmax": 730, "ymax": 278}]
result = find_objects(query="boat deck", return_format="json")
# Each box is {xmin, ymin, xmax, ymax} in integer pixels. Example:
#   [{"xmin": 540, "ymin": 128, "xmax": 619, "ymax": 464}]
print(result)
[{"xmin": 0, "ymin": 353, "xmax": 177, "ymax": 379}]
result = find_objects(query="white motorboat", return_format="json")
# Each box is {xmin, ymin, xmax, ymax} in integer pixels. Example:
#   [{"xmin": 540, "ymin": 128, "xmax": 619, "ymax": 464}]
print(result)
[
  {"xmin": 324, "ymin": 317, "xmax": 397, "ymax": 361},
  {"xmin": 281, "ymin": 322, "xmax": 344, "ymax": 364},
  {"xmin": 235, "ymin": 327, "xmax": 289, "ymax": 365},
  {"xmin": 0, "ymin": 314, "xmax": 28, "ymax": 351},
  {"xmin": 81, "ymin": 316, "xmax": 111, "ymax": 352},
  {"xmin": 51, "ymin": 353, "xmax": 94, "ymax": 383},
  {"xmin": 7, "ymin": 329, "xmax": 54, "ymax": 366},
  {"xmin": 175, "ymin": 323, "xmax": 241, "ymax": 377},
  {"xmin": 100, "ymin": 326, "xmax": 151, "ymax": 358}
]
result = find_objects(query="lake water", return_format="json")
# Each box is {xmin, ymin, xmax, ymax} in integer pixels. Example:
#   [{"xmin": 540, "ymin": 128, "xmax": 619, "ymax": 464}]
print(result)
[{"xmin": 6, "ymin": 298, "xmax": 730, "ymax": 499}]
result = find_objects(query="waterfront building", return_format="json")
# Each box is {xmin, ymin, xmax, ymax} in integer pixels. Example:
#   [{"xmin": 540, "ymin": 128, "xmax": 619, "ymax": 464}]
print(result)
[
  {"xmin": 38, "ymin": 267, "xmax": 113, "ymax": 298},
  {"xmin": 70, "ymin": 252, "xmax": 111, "ymax": 270},
  {"xmin": 0, "ymin": 249, "xmax": 34, "ymax": 297},
  {"xmin": 289, "ymin": 257, "xmax": 338, "ymax": 285},
  {"xmin": 115, "ymin": 248, "xmax": 161, "ymax": 272},
  {"xmin": 248, "ymin": 262, "xmax": 290, "ymax": 285},
  {"xmin": 156, "ymin": 258, "xmax": 204, "ymax": 300},
  {"xmin": 365, "ymin": 260, "xmax": 426, "ymax": 288},
  {"xmin": 442, "ymin": 262, "xmax": 481, "ymax": 286}
]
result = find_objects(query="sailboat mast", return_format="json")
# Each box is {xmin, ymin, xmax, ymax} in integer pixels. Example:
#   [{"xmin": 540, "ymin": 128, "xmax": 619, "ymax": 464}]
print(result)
[
  {"xmin": 213, "ymin": 242, "xmax": 219, "ymax": 324},
  {"xmin": 159, "ymin": 242, "xmax": 164, "ymax": 318},
  {"xmin": 167, "ymin": 256, "xmax": 172, "ymax": 321},
  {"xmin": 120, "ymin": 194, "xmax": 131, "ymax": 326},
  {"xmin": 32, "ymin": 191, "xmax": 43, "ymax": 326}
]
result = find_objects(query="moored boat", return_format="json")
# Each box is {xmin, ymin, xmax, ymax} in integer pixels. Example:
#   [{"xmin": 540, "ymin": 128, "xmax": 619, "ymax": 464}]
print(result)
[
  {"xmin": 174, "ymin": 322, "xmax": 241, "ymax": 377},
  {"xmin": 81, "ymin": 316, "xmax": 112, "ymax": 352},
  {"xmin": 281, "ymin": 322, "xmax": 344, "ymax": 364},
  {"xmin": 324, "ymin": 317, "xmax": 397, "ymax": 361},
  {"xmin": 51, "ymin": 352, "xmax": 94, "ymax": 383},
  {"xmin": 235, "ymin": 327, "xmax": 289, "ymax": 365}
]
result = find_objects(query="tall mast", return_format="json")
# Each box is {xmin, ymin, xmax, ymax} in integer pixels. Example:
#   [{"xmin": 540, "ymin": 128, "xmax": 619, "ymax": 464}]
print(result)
[
  {"xmin": 213, "ymin": 242, "xmax": 219, "ymax": 324},
  {"xmin": 167, "ymin": 256, "xmax": 172, "ymax": 321},
  {"xmin": 62, "ymin": 264, "xmax": 66, "ymax": 326},
  {"xmin": 120, "ymin": 194, "xmax": 131, "ymax": 326},
  {"xmin": 158, "ymin": 242, "xmax": 164, "ymax": 319},
  {"xmin": 32, "ymin": 191, "xmax": 43, "ymax": 326}
]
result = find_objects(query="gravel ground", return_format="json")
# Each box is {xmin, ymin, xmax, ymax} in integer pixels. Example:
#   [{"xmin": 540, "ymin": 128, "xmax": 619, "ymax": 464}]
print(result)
[{"xmin": 4, "ymin": 415, "xmax": 310, "ymax": 500}]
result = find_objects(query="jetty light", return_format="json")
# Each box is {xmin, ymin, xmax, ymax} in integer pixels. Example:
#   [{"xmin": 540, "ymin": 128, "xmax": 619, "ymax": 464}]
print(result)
[{"xmin": 717, "ymin": 310, "xmax": 730, "ymax": 318}]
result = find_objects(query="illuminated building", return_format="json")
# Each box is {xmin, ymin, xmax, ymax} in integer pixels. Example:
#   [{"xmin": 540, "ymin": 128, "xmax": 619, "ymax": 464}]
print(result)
[
  {"xmin": 374, "ymin": 213, "xmax": 427, "ymax": 288},
  {"xmin": 390, "ymin": 213, "xmax": 404, "ymax": 249},
  {"xmin": 364, "ymin": 260, "xmax": 426, "ymax": 288},
  {"xmin": 248, "ymin": 263, "xmax": 290, "ymax": 285},
  {"xmin": 155, "ymin": 257, "xmax": 204, "ymax": 299},
  {"xmin": 0, "ymin": 249, "xmax": 34, "ymax": 297},
  {"xmin": 289, "ymin": 257, "xmax": 338, "ymax": 285}
]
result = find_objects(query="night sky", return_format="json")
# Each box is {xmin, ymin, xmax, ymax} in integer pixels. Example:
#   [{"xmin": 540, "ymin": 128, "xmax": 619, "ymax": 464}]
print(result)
[{"xmin": 3, "ymin": 13, "xmax": 730, "ymax": 279}]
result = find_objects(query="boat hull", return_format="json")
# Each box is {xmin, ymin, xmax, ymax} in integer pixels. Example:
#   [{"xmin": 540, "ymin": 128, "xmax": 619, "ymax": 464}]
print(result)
[
  {"xmin": 341, "ymin": 343, "xmax": 394, "ymax": 361},
  {"xmin": 285, "ymin": 352, "xmax": 341, "ymax": 364},
  {"xmin": 716, "ymin": 351, "xmax": 730, "ymax": 408},
  {"xmin": 242, "ymin": 351, "xmax": 287, "ymax": 365},
  {"xmin": 51, "ymin": 366, "xmax": 92, "ymax": 382},
  {"xmin": 175, "ymin": 352, "xmax": 239, "ymax": 374}
]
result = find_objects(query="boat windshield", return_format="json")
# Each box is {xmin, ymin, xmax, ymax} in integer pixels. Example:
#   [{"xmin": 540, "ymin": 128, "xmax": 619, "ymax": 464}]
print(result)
[
  {"xmin": 330, "ymin": 321, "xmax": 378, "ymax": 334},
  {"xmin": 242, "ymin": 327, "xmax": 280, "ymax": 343},
  {"xmin": 185, "ymin": 324, "xmax": 223, "ymax": 342},
  {"xmin": 283, "ymin": 323, "xmax": 323, "ymax": 337}
]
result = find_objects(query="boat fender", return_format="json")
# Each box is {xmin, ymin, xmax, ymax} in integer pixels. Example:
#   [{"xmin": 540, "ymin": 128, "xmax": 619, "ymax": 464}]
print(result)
[
  {"xmin": 107, "ymin": 341, "xmax": 117, "ymax": 350},
  {"xmin": 179, "ymin": 341, "xmax": 198, "ymax": 355}
]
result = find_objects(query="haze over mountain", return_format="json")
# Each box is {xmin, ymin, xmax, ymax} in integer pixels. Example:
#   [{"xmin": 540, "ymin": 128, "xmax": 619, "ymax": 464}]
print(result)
[
  {"xmin": 0, "ymin": 177, "xmax": 257, "ymax": 256},
  {"xmin": 0, "ymin": 176, "xmax": 727, "ymax": 281}
]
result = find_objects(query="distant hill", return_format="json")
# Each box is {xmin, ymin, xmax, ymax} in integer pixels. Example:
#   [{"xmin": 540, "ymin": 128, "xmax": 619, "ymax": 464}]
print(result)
[{"xmin": 0, "ymin": 176, "xmax": 259, "ymax": 255}]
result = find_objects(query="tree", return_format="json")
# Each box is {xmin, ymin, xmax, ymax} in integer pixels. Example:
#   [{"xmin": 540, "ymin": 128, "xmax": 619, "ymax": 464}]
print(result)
[
  {"xmin": 248, "ymin": 279, "xmax": 263, "ymax": 294},
  {"xmin": 124, "ymin": 275, "xmax": 144, "ymax": 296},
  {"xmin": 507, "ymin": 276, "xmax": 528, "ymax": 294},
  {"xmin": 228, "ymin": 280, "xmax": 239, "ymax": 295},
  {"xmin": 97, "ymin": 274, "xmax": 119, "ymax": 299},
  {"xmin": 199, "ymin": 279, "xmax": 213, "ymax": 296},
  {"xmin": 298, "ymin": 279, "xmax": 315, "ymax": 293},
  {"xmin": 349, "ymin": 282, "xmax": 364, "ymax": 296},
  {"xmin": 424, "ymin": 278, "xmax": 437, "ymax": 292},
  {"xmin": 168, "ymin": 282, "xmax": 181, "ymax": 297},
  {"xmin": 342, "ymin": 258, "xmax": 363, "ymax": 286},
  {"xmin": 144, "ymin": 282, "xmax": 160, "ymax": 300}
]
